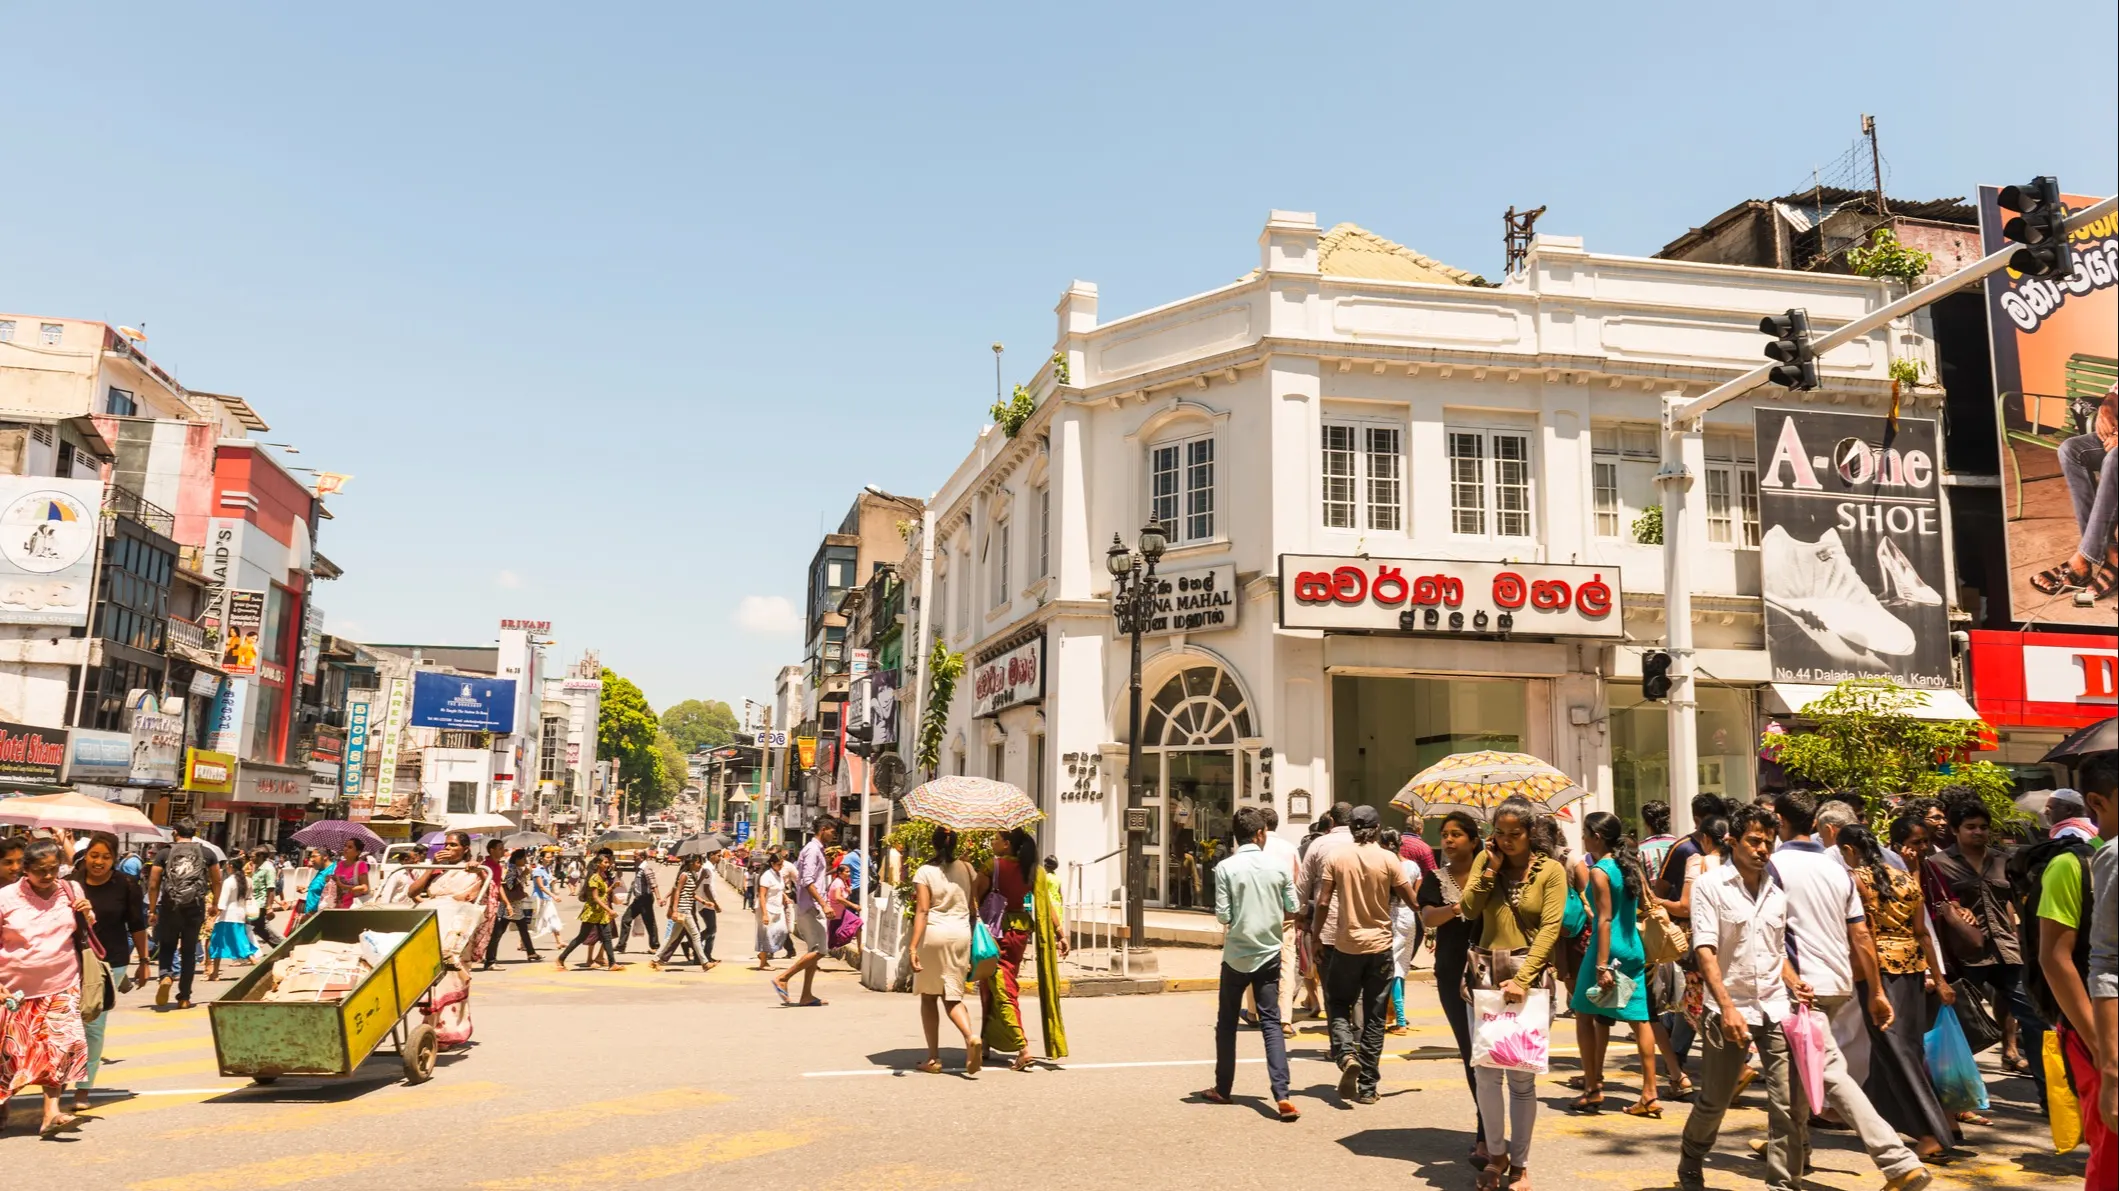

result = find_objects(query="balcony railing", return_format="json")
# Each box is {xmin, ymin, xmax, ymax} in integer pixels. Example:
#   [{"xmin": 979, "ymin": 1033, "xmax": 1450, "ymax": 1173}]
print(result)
[
  {"xmin": 165, "ymin": 615, "xmax": 221, "ymax": 666},
  {"xmin": 102, "ymin": 483, "xmax": 176, "ymax": 539}
]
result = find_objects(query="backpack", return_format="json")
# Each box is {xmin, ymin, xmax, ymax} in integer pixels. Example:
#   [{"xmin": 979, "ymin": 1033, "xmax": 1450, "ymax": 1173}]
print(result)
[
  {"xmin": 162, "ymin": 841, "xmax": 210, "ymax": 907},
  {"xmin": 2007, "ymin": 835, "xmax": 2095, "ymax": 1027}
]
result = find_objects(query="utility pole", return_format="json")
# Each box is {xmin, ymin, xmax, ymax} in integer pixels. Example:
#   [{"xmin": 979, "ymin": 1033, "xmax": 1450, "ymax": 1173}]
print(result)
[
  {"xmin": 1862, "ymin": 114, "xmax": 1888, "ymax": 219},
  {"xmin": 992, "ymin": 342, "xmax": 1005, "ymax": 408},
  {"xmin": 1658, "ymin": 191, "xmax": 2113, "ymax": 838}
]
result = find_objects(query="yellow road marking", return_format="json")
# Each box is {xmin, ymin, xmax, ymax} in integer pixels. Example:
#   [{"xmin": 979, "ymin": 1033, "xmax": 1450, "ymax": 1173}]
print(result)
[
  {"xmin": 78, "ymin": 1091, "xmax": 221, "ymax": 1121},
  {"xmin": 104, "ymin": 1034, "xmax": 217, "ymax": 1059},
  {"xmin": 100, "ymin": 1057, "xmax": 229, "ymax": 1083},
  {"xmin": 105, "ymin": 1015, "xmax": 213, "ymax": 1039},
  {"xmin": 160, "ymin": 1080, "xmax": 508, "ymax": 1139},
  {"xmin": 477, "ymin": 1128, "xmax": 817, "ymax": 1190},
  {"xmin": 488, "ymin": 1086, "xmax": 732, "ymax": 1133},
  {"xmin": 130, "ymin": 1152, "xmax": 408, "ymax": 1191}
]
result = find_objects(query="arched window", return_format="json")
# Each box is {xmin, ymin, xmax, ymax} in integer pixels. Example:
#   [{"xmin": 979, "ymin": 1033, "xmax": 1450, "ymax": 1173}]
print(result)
[{"xmin": 1141, "ymin": 663, "xmax": 1252, "ymax": 746}]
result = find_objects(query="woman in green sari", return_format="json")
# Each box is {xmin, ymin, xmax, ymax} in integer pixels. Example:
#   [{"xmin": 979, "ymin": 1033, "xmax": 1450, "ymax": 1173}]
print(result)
[{"xmin": 977, "ymin": 828, "xmax": 1069, "ymax": 1069}]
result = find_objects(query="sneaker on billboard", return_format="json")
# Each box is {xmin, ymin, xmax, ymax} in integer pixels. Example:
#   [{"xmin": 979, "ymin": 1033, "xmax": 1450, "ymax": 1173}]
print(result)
[{"xmin": 1762, "ymin": 525, "xmax": 1916, "ymax": 657}]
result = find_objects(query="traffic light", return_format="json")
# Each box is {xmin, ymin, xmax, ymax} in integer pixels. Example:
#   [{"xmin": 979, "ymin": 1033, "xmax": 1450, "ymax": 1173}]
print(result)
[
  {"xmin": 1998, "ymin": 176, "xmax": 2073, "ymax": 281},
  {"xmin": 1760, "ymin": 308, "xmax": 1818, "ymax": 390},
  {"xmin": 1642, "ymin": 650, "xmax": 1673, "ymax": 701}
]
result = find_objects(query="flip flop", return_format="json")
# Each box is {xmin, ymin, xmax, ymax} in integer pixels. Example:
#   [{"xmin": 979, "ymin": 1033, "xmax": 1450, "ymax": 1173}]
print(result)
[
  {"xmin": 793, "ymin": 998, "xmax": 827, "ymax": 1007},
  {"xmin": 41, "ymin": 1115, "xmax": 83, "ymax": 1137},
  {"xmin": 770, "ymin": 982, "xmax": 790, "ymax": 1004}
]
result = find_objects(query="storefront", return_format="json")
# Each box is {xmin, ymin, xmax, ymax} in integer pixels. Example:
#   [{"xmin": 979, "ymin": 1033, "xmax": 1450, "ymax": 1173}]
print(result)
[{"xmin": 1967, "ymin": 630, "xmax": 2118, "ymax": 791}]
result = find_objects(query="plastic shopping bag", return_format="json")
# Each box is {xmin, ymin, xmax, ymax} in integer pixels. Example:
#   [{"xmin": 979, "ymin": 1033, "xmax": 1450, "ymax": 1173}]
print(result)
[
  {"xmin": 1922, "ymin": 1004, "xmax": 1990, "ymax": 1115},
  {"xmin": 1784, "ymin": 1002, "xmax": 1828, "ymax": 1115},
  {"xmin": 2044, "ymin": 1032, "xmax": 2083, "ymax": 1153},
  {"xmin": 1470, "ymin": 988, "xmax": 1551, "ymax": 1074}
]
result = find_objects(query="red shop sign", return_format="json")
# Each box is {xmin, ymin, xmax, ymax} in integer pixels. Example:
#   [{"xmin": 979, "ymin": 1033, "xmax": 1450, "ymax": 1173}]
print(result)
[
  {"xmin": 1277, "ymin": 555, "xmax": 1624, "ymax": 639},
  {"xmin": 1967, "ymin": 629, "xmax": 2118, "ymax": 729}
]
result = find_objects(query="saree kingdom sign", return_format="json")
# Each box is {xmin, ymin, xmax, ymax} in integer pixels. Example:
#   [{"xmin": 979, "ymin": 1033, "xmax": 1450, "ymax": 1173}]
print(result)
[{"xmin": 1755, "ymin": 408, "xmax": 1950, "ymax": 689}]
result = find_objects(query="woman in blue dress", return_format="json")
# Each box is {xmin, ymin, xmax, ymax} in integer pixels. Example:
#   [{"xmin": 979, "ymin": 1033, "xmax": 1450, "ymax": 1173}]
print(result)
[{"xmin": 1567, "ymin": 810, "xmax": 1660, "ymax": 1117}]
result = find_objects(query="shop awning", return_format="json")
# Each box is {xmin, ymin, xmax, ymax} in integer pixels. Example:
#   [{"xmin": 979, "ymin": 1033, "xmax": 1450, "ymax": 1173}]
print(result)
[{"xmin": 1766, "ymin": 683, "xmax": 1981, "ymax": 721}]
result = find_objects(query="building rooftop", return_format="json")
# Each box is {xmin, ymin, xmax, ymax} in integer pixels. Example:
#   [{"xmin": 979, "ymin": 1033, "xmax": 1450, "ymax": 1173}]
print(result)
[{"xmin": 1316, "ymin": 222, "xmax": 1492, "ymax": 286}]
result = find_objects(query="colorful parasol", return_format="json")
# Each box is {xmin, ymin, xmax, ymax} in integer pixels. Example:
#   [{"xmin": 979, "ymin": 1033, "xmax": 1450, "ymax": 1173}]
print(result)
[
  {"xmin": 900, "ymin": 775, "xmax": 1044, "ymax": 832},
  {"xmin": 290, "ymin": 820, "xmax": 387, "ymax": 853},
  {"xmin": 1389, "ymin": 750, "xmax": 1587, "ymax": 820},
  {"xmin": 0, "ymin": 791, "xmax": 158, "ymax": 834}
]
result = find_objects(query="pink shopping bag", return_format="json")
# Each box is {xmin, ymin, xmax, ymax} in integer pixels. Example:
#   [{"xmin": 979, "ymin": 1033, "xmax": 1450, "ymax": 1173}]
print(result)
[{"xmin": 1784, "ymin": 1001, "xmax": 1827, "ymax": 1113}]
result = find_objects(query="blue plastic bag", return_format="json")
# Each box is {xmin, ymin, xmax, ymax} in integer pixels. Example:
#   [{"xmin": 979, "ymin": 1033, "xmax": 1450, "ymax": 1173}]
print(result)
[{"xmin": 1923, "ymin": 1003, "xmax": 1989, "ymax": 1114}]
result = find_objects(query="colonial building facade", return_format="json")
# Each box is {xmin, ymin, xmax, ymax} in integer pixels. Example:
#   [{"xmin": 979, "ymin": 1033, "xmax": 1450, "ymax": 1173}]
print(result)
[{"xmin": 904, "ymin": 210, "xmax": 1945, "ymax": 909}]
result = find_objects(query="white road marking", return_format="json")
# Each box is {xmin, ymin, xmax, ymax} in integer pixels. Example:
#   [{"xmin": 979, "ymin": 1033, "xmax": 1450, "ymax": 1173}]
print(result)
[{"xmin": 801, "ymin": 1048, "xmax": 1580, "ymax": 1078}]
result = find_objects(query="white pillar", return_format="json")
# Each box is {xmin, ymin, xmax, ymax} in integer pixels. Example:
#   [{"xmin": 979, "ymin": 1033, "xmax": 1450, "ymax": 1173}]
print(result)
[{"xmin": 1659, "ymin": 392, "xmax": 1703, "ymax": 838}]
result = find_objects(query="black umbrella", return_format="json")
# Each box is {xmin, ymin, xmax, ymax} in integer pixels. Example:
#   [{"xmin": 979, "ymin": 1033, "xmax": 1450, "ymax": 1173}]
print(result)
[
  {"xmin": 2042, "ymin": 716, "xmax": 2116, "ymax": 764},
  {"xmin": 675, "ymin": 833, "xmax": 729, "ymax": 858}
]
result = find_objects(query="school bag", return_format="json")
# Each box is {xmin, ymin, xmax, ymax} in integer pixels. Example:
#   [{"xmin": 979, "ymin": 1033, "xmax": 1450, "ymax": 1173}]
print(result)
[{"xmin": 2007, "ymin": 834, "xmax": 2095, "ymax": 1027}]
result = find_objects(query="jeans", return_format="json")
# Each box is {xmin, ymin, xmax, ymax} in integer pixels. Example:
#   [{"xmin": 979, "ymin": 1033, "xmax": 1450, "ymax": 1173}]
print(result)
[
  {"xmin": 1682, "ymin": 1018, "xmax": 1803, "ymax": 1191},
  {"xmin": 1959, "ymin": 961, "xmax": 2046, "ymax": 1103},
  {"xmin": 1665, "ymin": 1010, "xmax": 1698, "ymax": 1070},
  {"xmin": 1475, "ymin": 1066, "xmax": 1539, "ymax": 1169},
  {"xmin": 153, "ymin": 900, "xmax": 206, "ymax": 1003},
  {"xmin": 557, "ymin": 921, "xmax": 613, "ymax": 965},
  {"xmin": 1215, "ymin": 957, "xmax": 1291, "ymax": 1101},
  {"xmin": 657, "ymin": 914, "xmax": 708, "ymax": 966},
  {"xmin": 486, "ymin": 914, "xmax": 539, "ymax": 964},
  {"xmin": 1390, "ymin": 976, "xmax": 1406, "ymax": 1025},
  {"xmin": 2059, "ymin": 431, "xmax": 2116, "ymax": 562},
  {"xmin": 695, "ymin": 907, "xmax": 717, "ymax": 962},
  {"xmin": 251, "ymin": 909, "xmax": 282, "ymax": 949},
  {"xmin": 616, "ymin": 898, "xmax": 659, "ymax": 951},
  {"xmin": 1325, "ymin": 949, "xmax": 1392, "ymax": 1097}
]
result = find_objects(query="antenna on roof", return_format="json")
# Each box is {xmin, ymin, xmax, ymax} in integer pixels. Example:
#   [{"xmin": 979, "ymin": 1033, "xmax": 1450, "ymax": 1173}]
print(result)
[{"xmin": 1503, "ymin": 205, "xmax": 1547, "ymax": 275}]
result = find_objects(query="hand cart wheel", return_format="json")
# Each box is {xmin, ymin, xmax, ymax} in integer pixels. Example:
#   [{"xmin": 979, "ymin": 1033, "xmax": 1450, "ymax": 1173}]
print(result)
[{"xmin": 402, "ymin": 1023, "xmax": 438, "ymax": 1084}]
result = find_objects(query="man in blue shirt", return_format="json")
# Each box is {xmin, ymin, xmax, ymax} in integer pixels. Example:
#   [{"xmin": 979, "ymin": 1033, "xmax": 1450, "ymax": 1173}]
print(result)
[{"xmin": 1198, "ymin": 807, "xmax": 1300, "ymax": 1121}]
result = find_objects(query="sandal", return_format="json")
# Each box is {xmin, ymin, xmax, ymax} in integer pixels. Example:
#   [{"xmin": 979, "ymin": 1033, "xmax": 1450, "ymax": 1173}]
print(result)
[
  {"xmin": 965, "ymin": 1040, "xmax": 984, "ymax": 1075},
  {"xmin": 1013, "ymin": 1053, "xmax": 1037, "ymax": 1072},
  {"xmin": 1668, "ymin": 1076, "xmax": 1695, "ymax": 1099},
  {"xmin": 2091, "ymin": 561, "xmax": 2119, "ymax": 600},
  {"xmin": 1563, "ymin": 1075, "xmax": 1588, "ymax": 1090},
  {"xmin": 915, "ymin": 1059, "xmax": 943, "ymax": 1074},
  {"xmin": 41, "ymin": 1114, "xmax": 83, "ymax": 1137},
  {"xmin": 1956, "ymin": 1110, "xmax": 1992, "ymax": 1127},
  {"xmin": 1568, "ymin": 1091, "xmax": 1605, "ymax": 1114},
  {"xmin": 2031, "ymin": 562, "xmax": 2092, "ymax": 594},
  {"xmin": 1624, "ymin": 1098, "xmax": 1663, "ymax": 1119},
  {"xmin": 2002, "ymin": 1053, "xmax": 2030, "ymax": 1074},
  {"xmin": 1477, "ymin": 1158, "xmax": 1511, "ymax": 1191},
  {"xmin": 1195, "ymin": 1089, "xmax": 1233, "ymax": 1104}
]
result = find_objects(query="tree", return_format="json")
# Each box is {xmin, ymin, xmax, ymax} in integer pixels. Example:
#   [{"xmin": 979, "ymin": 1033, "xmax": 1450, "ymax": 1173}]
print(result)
[
  {"xmin": 1769, "ymin": 678, "xmax": 2027, "ymax": 831},
  {"xmin": 652, "ymin": 730, "xmax": 690, "ymax": 809},
  {"xmin": 597, "ymin": 669, "xmax": 662, "ymax": 821},
  {"xmin": 661, "ymin": 699, "xmax": 739, "ymax": 752}
]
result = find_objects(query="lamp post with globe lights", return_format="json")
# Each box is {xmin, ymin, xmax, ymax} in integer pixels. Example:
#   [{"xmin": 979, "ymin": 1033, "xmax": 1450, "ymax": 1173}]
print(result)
[{"xmin": 1107, "ymin": 517, "xmax": 1168, "ymax": 956}]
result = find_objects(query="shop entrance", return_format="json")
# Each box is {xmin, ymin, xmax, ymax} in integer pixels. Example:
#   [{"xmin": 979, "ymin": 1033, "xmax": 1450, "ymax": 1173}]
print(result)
[
  {"xmin": 1331, "ymin": 676, "xmax": 1538, "ymax": 815},
  {"xmin": 1135, "ymin": 662, "xmax": 1253, "ymax": 909}
]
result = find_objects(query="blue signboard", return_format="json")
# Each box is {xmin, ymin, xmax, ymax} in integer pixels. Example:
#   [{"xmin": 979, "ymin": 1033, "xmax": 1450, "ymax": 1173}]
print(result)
[
  {"xmin": 735, "ymin": 819, "xmax": 751, "ymax": 844},
  {"xmin": 408, "ymin": 671, "xmax": 518, "ymax": 734},
  {"xmin": 341, "ymin": 701, "xmax": 370, "ymax": 798}
]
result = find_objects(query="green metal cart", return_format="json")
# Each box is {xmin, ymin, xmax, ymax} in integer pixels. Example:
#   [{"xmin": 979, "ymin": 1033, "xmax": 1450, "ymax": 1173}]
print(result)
[{"xmin": 207, "ymin": 907, "xmax": 446, "ymax": 1085}]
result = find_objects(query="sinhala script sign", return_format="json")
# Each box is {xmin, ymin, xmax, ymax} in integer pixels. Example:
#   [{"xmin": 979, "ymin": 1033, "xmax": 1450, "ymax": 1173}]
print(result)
[
  {"xmin": 1278, "ymin": 555, "xmax": 1623, "ymax": 638},
  {"xmin": 972, "ymin": 635, "xmax": 1044, "ymax": 717},
  {"xmin": 1145, "ymin": 564, "xmax": 1240, "ymax": 638}
]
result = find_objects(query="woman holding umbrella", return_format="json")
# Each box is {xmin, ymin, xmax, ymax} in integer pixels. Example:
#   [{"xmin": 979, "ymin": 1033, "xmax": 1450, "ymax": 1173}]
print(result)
[{"xmin": 911, "ymin": 825, "xmax": 982, "ymax": 1074}]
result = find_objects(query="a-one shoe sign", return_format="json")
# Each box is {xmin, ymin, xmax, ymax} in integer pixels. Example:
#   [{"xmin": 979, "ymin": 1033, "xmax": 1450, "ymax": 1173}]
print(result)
[{"xmin": 1756, "ymin": 408, "xmax": 1951, "ymax": 689}]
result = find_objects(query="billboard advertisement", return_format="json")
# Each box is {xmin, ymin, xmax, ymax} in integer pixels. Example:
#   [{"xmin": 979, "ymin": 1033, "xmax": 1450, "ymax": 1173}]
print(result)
[
  {"xmin": 0, "ymin": 476, "xmax": 103, "ymax": 627},
  {"xmin": 408, "ymin": 671, "xmax": 518, "ymax": 733},
  {"xmin": 1756, "ymin": 408, "xmax": 1950, "ymax": 689},
  {"xmin": 1978, "ymin": 187, "xmax": 2118, "ymax": 624},
  {"xmin": 220, "ymin": 589, "xmax": 265, "ymax": 674}
]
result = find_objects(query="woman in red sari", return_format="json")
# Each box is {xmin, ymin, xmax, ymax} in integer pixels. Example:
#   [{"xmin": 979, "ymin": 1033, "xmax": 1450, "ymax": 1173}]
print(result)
[
  {"xmin": 978, "ymin": 828, "xmax": 1069, "ymax": 1070},
  {"xmin": 0, "ymin": 839, "xmax": 92, "ymax": 1136}
]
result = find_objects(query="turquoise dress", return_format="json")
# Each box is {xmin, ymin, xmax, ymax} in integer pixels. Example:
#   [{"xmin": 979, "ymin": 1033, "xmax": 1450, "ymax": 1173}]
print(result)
[{"xmin": 1568, "ymin": 856, "xmax": 1649, "ymax": 1023}]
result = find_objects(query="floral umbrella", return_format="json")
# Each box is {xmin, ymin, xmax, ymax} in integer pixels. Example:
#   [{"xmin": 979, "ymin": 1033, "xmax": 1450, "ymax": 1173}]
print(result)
[
  {"xmin": 290, "ymin": 820, "xmax": 387, "ymax": 853},
  {"xmin": 900, "ymin": 775, "xmax": 1043, "ymax": 832},
  {"xmin": 1389, "ymin": 750, "xmax": 1587, "ymax": 821}
]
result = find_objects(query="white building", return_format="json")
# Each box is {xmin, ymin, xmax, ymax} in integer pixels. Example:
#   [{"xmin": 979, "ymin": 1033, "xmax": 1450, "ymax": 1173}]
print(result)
[{"xmin": 905, "ymin": 210, "xmax": 1944, "ymax": 910}]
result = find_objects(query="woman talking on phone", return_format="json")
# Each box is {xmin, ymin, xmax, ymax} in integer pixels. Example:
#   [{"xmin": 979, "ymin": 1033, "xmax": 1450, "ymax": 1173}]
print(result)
[{"xmin": 1458, "ymin": 797, "xmax": 1568, "ymax": 1191}]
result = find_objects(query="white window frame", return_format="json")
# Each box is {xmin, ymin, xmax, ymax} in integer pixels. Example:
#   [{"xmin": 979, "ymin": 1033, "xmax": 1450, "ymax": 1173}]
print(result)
[
  {"xmin": 1321, "ymin": 419, "xmax": 1405, "ymax": 532},
  {"xmin": 1591, "ymin": 425, "xmax": 1659, "ymax": 540},
  {"xmin": 1703, "ymin": 432, "xmax": 1760, "ymax": 548},
  {"xmin": 1036, "ymin": 486, "xmax": 1051, "ymax": 579},
  {"xmin": 954, "ymin": 548, "xmax": 970, "ymax": 634},
  {"xmin": 39, "ymin": 323, "xmax": 63, "ymax": 346},
  {"xmin": 990, "ymin": 519, "xmax": 1011, "ymax": 609},
  {"xmin": 1445, "ymin": 427, "xmax": 1535, "ymax": 540},
  {"xmin": 1148, "ymin": 432, "xmax": 1217, "ymax": 546}
]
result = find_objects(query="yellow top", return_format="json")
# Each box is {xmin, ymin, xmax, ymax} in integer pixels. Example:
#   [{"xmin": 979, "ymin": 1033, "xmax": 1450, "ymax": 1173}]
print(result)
[{"xmin": 1460, "ymin": 851, "xmax": 1568, "ymax": 988}]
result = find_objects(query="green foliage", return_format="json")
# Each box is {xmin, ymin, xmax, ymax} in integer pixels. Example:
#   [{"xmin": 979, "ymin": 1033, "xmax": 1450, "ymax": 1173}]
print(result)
[
  {"xmin": 1050, "ymin": 350, "xmax": 1071, "ymax": 386},
  {"xmin": 882, "ymin": 818, "xmax": 993, "ymax": 903},
  {"xmin": 660, "ymin": 698, "xmax": 738, "ymax": 752},
  {"xmin": 915, "ymin": 638, "xmax": 966, "ymax": 775},
  {"xmin": 597, "ymin": 670, "xmax": 662, "ymax": 820},
  {"xmin": 990, "ymin": 384, "xmax": 1037, "ymax": 438},
  {"xmin": 1768, "ymin": 678, "xmax": 2029, "ymax": 832},
  {"xmin": 1848, "ymin": 227, "xmax": 1933, "ymax": 285},
  {"xmin": 646, "ymin": 730, "xmax": 690, "ymax": 813},
  {"xmin": 1888, "ymin": 357, "xmax": 1924, "ymax": 387},
  {"xmin": 1632, "ymin": 503, "xmax": 1664, "ymax": 545}
]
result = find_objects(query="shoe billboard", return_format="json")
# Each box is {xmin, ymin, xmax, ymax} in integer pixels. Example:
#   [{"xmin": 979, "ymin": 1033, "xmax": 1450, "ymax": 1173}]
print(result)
[{"xmin": 1755, "ymin": 408, "xmax": 1951, "ymax": 690}]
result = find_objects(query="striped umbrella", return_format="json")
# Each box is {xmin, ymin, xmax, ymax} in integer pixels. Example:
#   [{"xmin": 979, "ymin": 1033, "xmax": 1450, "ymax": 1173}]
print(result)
[
  {"xmin": 0, "ymin": 791, "xmax": 159, "ymax": 834},
  {"xmin": 900, "ymin": 775, "xmax": 1043, "ymax": 832},
  {"xmin": 290, "ymin": 820, "xmax": 387, "ymax": 853},
  {"xmin": 1389, "ymin": 750, "xmax": 1587, "ymax": 821}
]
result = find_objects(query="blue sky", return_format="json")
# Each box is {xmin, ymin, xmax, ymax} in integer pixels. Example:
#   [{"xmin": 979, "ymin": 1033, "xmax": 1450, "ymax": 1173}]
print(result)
[{"xmin": 5, "ymin": 1, "xmax": 2113, "ymax": 711}]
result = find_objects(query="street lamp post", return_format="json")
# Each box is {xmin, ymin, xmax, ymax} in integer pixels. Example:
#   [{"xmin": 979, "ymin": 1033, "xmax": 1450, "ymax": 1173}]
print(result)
[{"xmin": 1107, "ymin": 518, "xmax": 1167, "ymax": 957}]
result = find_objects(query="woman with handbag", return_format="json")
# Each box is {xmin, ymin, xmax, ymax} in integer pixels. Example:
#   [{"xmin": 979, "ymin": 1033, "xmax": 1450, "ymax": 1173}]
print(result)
[
  {"xmin": 70, "ymin": 832, "xmax": 147, "ymax": 1116},
  {"xmin": 1845, "ymin": 821, "xmax": 1960, "ymax": 1158},
  {"xmin": 1566, "ymin": 811, "xmax": 1661, "ymax": 1117},
  {"xmin": 977, "ymin": 828, "xmax": 1069, "ymax": 1070},
  {"xmin": 0, "ymin": 839, "xmax": 93, "ymax": 1137},
  {"xmin": 909, "ymin": 826, "xmax": 982, "ymax": 1075},
  {"xmin": 1459, "ymin": 798, "xmax": 1568, "ymax": 1191},
  {"xmin": 1924, "ymin": 798, "xmax": 2035, "ymax": 1077}
]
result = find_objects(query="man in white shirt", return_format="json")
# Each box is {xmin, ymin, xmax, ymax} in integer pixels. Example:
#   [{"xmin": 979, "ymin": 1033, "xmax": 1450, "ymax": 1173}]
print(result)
[
  {"xmin": 1681, "ymin": 805, "xmax": 1809, "ymax": 1191},
  {"xmin": 1245, "ymin": 805, "xmax": 1303, "ymax": 1025},
  {"xmin": 1294, "ymin": 803, "xmax": 1354, "ymax": 1014},
  {"xmin": 1773, "ymin": 791, "xmax": 1930, "ymax": 1191}
]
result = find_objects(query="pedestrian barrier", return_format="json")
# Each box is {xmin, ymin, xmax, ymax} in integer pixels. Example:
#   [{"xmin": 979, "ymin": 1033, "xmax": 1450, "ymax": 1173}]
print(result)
[{"xmin": 1061, "ymin": 851, "xmax": 1131, "ymax": 978}]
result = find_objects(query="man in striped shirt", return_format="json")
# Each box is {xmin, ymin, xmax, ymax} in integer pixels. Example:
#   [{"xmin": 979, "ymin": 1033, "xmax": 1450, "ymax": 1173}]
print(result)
[{"xmin": 651, "ymin": 855, "xmax": 714, "ymax": 970}]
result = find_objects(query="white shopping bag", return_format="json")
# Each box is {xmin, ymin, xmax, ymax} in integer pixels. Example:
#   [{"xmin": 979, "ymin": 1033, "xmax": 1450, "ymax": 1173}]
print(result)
[{"xmin": 1469, "ymin": 987, "xmax": 1552, "ymax": 1073}]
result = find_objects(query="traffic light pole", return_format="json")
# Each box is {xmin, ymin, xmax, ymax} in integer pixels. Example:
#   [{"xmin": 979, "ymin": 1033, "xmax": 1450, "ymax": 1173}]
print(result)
[{"xmin": 1659, "ymin": 193, "xmax": 2115, "ymax": 839}]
